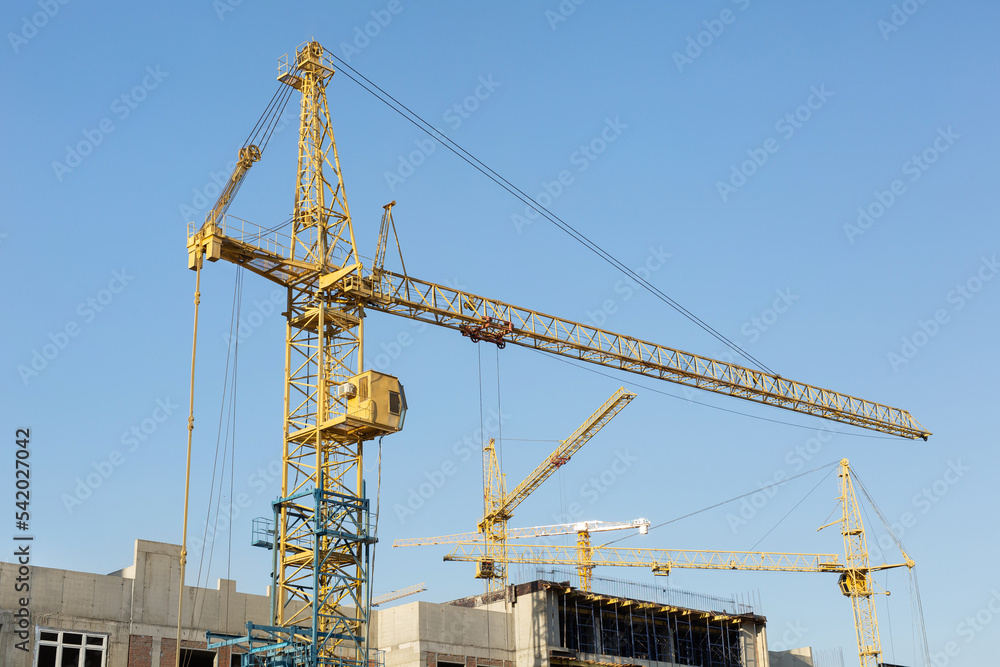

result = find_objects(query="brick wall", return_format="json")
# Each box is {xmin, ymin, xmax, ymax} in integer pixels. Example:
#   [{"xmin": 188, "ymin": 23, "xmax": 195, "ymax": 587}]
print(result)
[
  {"xmin": 158, "ymin": 637, "xmax": 208, "ymax": 667},
  {"xmin": 128, "ymin": 636, "xmax": 153, "ymax": 667},
  {"xmin": 142, "ymin": 636, "xmax": 241, "ymax": 667},
  {"xmin": 217, "ymin": 644, "xmax": 236, "ymax": 666}
]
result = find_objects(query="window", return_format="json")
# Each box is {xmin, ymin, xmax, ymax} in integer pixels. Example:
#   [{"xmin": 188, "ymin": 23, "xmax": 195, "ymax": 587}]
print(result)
[
  {"xmin": 179, "ymin": 648, "xmax": 215, "ymax": 667},
  {"xmin": 359, "ymin": 376, "xmax": 369, "ymax": 401},
  {"xmin": 388, "ymin": 391, "xmax": 401, "ymax": 415},
  {"xmin": 35, "ymin": 629, "xmax": 107, "ymax": 667}
]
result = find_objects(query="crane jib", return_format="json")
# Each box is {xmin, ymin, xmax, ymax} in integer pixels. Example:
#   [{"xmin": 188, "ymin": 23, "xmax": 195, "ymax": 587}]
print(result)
[
  {"xmin": 182, "ymin": 218, "xmax": 929, "ymax": 440},
  {"xmin": 367, "ymin": 270, "xmax": 930, "ymax": 440}
]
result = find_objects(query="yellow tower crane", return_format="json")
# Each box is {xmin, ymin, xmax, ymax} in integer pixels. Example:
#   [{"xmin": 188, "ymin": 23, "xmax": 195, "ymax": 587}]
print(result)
[
  {"xmin": 394, "ymin": 518, "xmax": 650, "ymax": 592},
  {"xmin": 190, "ymin": 41, "xmax": 928, "ymax": 667},
  {"xmin": 441, "ymin": 460, "xmax": 912, "ymax": 667},
  {"xmin": 393, "ymin": 386, "xmax": 635, "ymax": 594},
  {"xmin": 477, "ymin": 388, "xmax": 634, "ymax": 591}
]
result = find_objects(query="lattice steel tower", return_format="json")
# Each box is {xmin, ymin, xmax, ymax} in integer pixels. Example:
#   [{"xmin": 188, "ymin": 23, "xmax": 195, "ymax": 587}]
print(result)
[{"xmin": 195, "ymin": 41, "xmax": 406, "ymax": 667}]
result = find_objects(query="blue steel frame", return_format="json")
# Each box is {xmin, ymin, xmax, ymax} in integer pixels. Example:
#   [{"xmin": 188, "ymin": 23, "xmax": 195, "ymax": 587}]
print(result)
[{"xmin": 208, "ymin": 473, "xmax": 377, "ymax": 667}]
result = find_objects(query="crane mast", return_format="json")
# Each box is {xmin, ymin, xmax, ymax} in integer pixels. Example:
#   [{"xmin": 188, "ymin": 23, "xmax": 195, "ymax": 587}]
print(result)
[
  {"xmin": 188, "ymin": 40, "xmax": 929, "ymax": 667},
  {"xmin": 279, "ymin": 41, "xmax": 371, "ymax": 667},
  {"xmin": 199, "ymin": 42, "xmax": 407, "ymax": 667},
  {"xmin": 830, "ymin": 458, "xmax": 907, "ymax": 667}
]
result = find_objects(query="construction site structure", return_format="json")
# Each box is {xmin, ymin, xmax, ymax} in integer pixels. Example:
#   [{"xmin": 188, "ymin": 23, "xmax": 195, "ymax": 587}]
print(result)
[
  {"xmin": 442, "ymin": 460, "xmax": 913, "ymax": 667},
  {"xmin": 185, "ymin": 40, "xmax": 929, "ymax": 667},
  {"xmin": 0, "ymin": 539, "xmax": 783, "ymax": 667},
  {"xmin": 395, "ymin": 518, "xmax": 650, "ymax": 592},
  {"xmin": 478, "ymin": 388, "xmax": 635, "ymax": 592}
]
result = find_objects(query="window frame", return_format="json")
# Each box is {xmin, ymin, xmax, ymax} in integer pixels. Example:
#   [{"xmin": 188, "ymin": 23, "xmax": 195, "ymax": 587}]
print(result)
[{"xmin": 34, "ymin": 627, "xmax": 109, "ymax": 667}]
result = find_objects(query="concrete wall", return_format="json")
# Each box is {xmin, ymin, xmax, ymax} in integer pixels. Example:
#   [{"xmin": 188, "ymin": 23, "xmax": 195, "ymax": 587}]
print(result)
[
  {"xmin": 769, "ymin": 647, "xmax": 814, "ymax": 667},
  {"xmin": 508, "ymin": 589, "xmax": 556, "ymax": 667},
  {"xmin": 744, "ymin": 624, "xmax": 769, "ymax": 667},
  {"xmin": 372, "ymin": 600, "xmax": 513, "ymax": 667},
  {"xmin": 0, "ymin": 539, "xmax": 269, "ymax": 667}
]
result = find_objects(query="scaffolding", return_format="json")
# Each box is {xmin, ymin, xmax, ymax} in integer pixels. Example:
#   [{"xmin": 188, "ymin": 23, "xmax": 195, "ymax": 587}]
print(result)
[
  {"xmin": 504, "ymin": 570, "xmax": 763, "ymax": 667},
  {"xmin": 554, "ymin": 590, "xmax": 753, "ymax": 667}
]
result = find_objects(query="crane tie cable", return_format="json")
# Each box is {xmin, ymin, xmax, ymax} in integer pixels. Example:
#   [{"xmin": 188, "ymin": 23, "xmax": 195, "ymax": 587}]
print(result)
[
  {"xmin": 598, "ymin": 460, "xmax": 840, "ymax": 548},
  {"xmin": 321, "ymin": 46, "xmax": 776, "ymax": 377}
]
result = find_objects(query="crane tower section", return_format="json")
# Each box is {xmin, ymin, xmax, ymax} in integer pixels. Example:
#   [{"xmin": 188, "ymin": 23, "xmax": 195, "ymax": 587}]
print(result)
[
  {"xmin": 191, "ymin": 42, "xmax": 405, "ymax": 667},
  {"xmin": 274, "ymin": 41, "xmax": 396, "ymax": 667}
]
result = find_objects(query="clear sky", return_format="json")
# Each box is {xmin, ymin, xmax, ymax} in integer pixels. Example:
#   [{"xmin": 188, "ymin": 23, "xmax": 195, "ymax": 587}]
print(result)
[{"xmin": 3, "ymin": 2, "xmax": 998, "ymax": 665}]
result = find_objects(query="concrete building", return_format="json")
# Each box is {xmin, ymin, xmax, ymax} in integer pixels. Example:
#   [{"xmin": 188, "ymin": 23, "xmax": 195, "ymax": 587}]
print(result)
[
  {"xmin": 766, "ymin": 649, "xmax": 812, "ymax": 667},
  {"xmin": 373, "ymin": 580, "xmax": 770, "ymax": 667},
  {"xmin": 1, "ymin": 539, "xmax": 814, "ymax": 667},
  {"xmin": 0, "ymin": 540, "xmax": 261, "ymax": 667}
]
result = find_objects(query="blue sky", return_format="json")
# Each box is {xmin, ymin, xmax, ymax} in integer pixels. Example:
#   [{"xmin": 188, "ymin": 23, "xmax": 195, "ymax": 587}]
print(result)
[{"xmin": 3, "ymin": 2, "xmax": 998, "ymax": 665}]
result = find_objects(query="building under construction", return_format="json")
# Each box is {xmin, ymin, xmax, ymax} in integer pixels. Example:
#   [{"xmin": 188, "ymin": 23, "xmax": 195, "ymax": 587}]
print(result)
[{"xmin": 0, "ymin": 540, "xmax": 789, "ymax": 667}]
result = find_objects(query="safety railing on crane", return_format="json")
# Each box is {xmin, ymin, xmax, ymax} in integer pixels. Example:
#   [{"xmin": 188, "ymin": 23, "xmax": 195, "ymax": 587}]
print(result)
[{"xmin": 188, "ymin": 214, "xmax": 293, "ymax": 260}]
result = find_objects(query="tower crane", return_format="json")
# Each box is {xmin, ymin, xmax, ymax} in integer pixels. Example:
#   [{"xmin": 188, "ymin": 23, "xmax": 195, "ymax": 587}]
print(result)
[
  {"xmin": 393, "ymin": 386, "xmax": 635, "ymax": 593},
  {"xmin": 441, "ymin": 460, "xmax": 913, "ymax": 667},
  {"xmin": 394, "ymin": 518, "xmax": 650, "ymax": 592},
  {"xmin": 478, "ymin": 388, "xmax": 634, "ymax": 591},
  {"xmin": 190, "ymin": 41, "xmax": 929, "ymax": 667}
]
